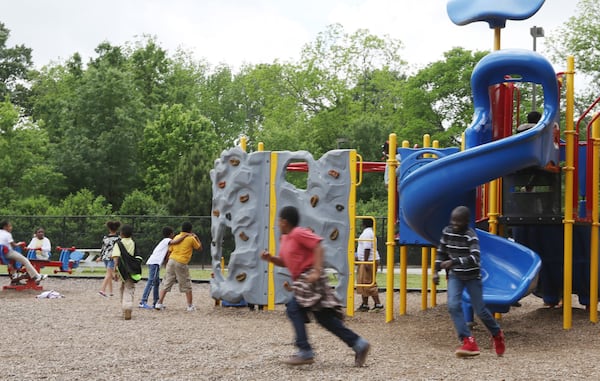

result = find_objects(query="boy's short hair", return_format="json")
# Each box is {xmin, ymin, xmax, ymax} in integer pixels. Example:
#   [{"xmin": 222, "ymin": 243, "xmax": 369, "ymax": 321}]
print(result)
[
  {"xmin": 451, "ymin": 206, "xmax": 470, "ymax": 221},
  {"xmin": 120, "ymin": 224, "xmax": 133, "ymax": 238},
  {"xmin": 279, "ymin": 206, "xmax": 300, "ymax": 227},
  {"xmin": 162, "ymin": 226, "xmax": 174, "ymax": 238},
  {"xmin": 0, "ymin": 220, "xmax": 10, "ymax": 229},
  {"xmin": 181, "ymin": 222, "xmax": 193, "ymax": 233},
  {"xmin": 362, "ymin": 219, "xmax": 373, "ymax": 228},
  {"xmin": 527, "ymin": 111, "xmax": 542, "ymax": 123}
]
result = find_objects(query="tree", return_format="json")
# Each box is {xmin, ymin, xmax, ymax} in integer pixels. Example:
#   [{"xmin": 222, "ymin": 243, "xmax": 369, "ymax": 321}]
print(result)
[
  {"xmin": 400, "ymin": 47, "xmax": 487, "ymax": 147},
  {"xmin": 119, "ymin": 190, "xmax": 166, "ymax": 215},
  {"xmin": 0, "ymin": 22, "xmax": 33, "ymax": 108},
  {"xmin": 142, "ymin": 104, "xmax": 218, "ymax": 214},
  {"xmin": 546, "ymin": 0, "xmax": 600, "ymax": 91},
  {"xmin": 0, "ymin": 98, "xmax": 65, "ymax": 205},
  {"xmin": 168, "ymin": 141, "xmax": 217, "ymax": 216}
]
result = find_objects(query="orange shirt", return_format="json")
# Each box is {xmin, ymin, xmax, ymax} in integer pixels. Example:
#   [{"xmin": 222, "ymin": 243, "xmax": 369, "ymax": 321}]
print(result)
[{"xmin": 169, "ymin": 233, "xmax": 201, "ymax": 264}]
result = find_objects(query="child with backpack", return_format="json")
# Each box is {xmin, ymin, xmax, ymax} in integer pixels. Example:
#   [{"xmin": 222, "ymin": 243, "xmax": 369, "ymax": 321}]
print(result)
[{"xmin": 111, "ymin": 224, "xmax": 140, "ymax": 320}]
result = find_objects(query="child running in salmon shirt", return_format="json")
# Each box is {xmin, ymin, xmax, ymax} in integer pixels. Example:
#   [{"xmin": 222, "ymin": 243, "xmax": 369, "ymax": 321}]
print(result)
[{"xmin": 260, "ymin": 206, "xmax": 370, "ymax": 367}]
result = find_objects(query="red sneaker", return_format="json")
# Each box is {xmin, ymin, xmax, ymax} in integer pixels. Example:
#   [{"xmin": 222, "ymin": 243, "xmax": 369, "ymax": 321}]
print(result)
[
  {"xmin": 455, "ymin": 336, "xmax": 480, "ymax": 357},
  {"xmin": 492, "ymin": 330, "xmax": 505, "ymax": 356}
]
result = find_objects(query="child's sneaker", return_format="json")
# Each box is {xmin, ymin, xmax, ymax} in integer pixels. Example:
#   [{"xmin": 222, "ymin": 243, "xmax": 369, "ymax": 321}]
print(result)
[
  {"xmin": 186, "ymin": 304, "xmax": 196, "ymax": 312},
  {"xmin": 35, "ymin": 274, "xmax": 47, "ymax": 284},
  {"xmin": 283, "ymin": 350, "xmax": 315, "ymax": 366},
  {"xmin": 353, "ymin": 337, "xmax": 371, "ymax": 367},
  {"xmin": 492, "ymin": 330, "xmax": 505, "ymax": 356},
  {"xmin": 369, "ymin": 304, "xmax": 384, "ymax": 312},
  {"xmin": 356, "ymin": 304, "xmax": 369, "ymax": 312},
  {"xmin": 138, "ymin": 302, "xmax": 153, "ymax": 309},
  {"xmin": 155, "ymin": 303, "xmax": 166, "ymax": 310},
  {"xmin": 455, "ymin": 336, "xmax": 480, "ymax": 357}
]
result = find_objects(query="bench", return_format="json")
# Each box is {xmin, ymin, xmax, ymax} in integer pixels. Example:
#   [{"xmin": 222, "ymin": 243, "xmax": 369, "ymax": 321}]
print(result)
[{"xmin": 74, "ymin": 249, "xmax": 105, "ymax": 272}]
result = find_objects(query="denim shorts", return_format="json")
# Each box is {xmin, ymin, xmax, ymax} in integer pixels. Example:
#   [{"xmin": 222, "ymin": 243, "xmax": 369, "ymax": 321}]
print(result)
[{"xmin": 103, "ymin": 258, "xmax": 115, "ymax": 269}]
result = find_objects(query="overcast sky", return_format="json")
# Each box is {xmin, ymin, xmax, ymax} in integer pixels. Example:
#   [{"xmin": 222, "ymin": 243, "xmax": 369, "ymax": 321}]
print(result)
[{"xmin": 2, "ymin": 0, "xmax": 578, "ymax": 72}]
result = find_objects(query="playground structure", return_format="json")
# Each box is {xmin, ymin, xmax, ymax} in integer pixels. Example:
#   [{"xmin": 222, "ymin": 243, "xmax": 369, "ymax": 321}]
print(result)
[
  {"xmin": 208, "ymin": 0, "xmax": 600, "ymax": 329},
  {"xmin": 0, "ymin": 244, "xmax": 82, "ymax": 290},
  {"xmin": 210, "ymin": 142, "xmax": 360, "ymax": 310}
]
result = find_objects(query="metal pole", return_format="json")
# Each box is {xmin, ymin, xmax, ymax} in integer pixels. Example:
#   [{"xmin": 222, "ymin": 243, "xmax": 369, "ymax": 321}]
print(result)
[
  {"xmin": 532, "ymin": 33, "xmax": 537, "ymax": 111},
  {"xmin": 530, "ymin": 26, "xmax": 544, "ymax": 111}
]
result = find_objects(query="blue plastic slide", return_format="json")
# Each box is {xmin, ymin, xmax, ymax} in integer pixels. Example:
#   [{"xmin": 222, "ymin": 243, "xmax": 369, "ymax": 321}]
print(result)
[{"xmin": 400, "ymin": 49, "xmax": 560, "ymax": 311}]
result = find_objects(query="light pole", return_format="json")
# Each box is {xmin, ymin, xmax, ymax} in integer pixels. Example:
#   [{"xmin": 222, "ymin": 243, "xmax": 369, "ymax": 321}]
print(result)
[{"xmin": 530, "ymin": 26, "xmax": 545, "ymax": 111}]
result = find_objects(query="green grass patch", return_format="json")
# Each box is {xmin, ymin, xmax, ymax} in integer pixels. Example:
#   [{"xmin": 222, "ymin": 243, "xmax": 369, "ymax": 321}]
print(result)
[{"xmin": 1, "ymin": 264, "xmax": 445, "ymax": 290}]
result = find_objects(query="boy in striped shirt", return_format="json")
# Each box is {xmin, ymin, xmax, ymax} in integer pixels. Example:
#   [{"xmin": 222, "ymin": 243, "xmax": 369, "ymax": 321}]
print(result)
[{"xmin": 433, "ymin": 206, "xmax": 505, "ymax": 357}]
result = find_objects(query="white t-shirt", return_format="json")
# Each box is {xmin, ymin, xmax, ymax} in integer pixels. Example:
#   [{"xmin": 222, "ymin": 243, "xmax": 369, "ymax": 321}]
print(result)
[
  {"xmin": 28, "ymin": 237, "xmax": 52, "ymax": 259},
  {"xmin": 146, "ymin": 238, "xmax": 172, "ymax": 265},
  {"xmin": 0, "ymin": 229, "xmax": 14, "ymax": 248},
  {"xmin": 355, "ymin": 227, "xmax": 380, "ymax": 261}
]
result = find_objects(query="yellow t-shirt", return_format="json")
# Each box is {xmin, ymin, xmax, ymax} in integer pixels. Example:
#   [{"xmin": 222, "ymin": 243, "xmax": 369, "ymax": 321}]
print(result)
[{"xmin": 169, "ymin": 233, "xmax": 201, "ymax": 264}]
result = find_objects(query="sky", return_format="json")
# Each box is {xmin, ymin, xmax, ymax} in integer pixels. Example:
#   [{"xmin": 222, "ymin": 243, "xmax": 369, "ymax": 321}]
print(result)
[{"xmin": 2, "ymin": 0, "xmax": 579, "ymax": 73}]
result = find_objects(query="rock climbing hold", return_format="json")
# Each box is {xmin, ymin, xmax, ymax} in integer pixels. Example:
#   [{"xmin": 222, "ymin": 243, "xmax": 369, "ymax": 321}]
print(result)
[
  {"xmin": 310, "ymin": 195, "xmax": 319, "ymax": 207},
  {"xmin": 330, "ymin": 228, "xmax": 339, "ymax": 240},
  {"xmin": 328, "ymin": 169, "xmax": 340, "ymax": 179}
]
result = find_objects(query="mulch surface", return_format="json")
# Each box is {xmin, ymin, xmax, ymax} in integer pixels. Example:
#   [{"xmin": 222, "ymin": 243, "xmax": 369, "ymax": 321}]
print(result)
[{"xmin": 1, "ymin": 277, "xmax": 599, "ymax": 380}]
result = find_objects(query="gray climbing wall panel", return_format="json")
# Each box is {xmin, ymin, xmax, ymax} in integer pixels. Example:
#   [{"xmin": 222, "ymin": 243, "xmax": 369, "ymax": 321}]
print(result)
[{"xmin": 210, "ymin": 147, "xmax": 354, "ymax": 306}]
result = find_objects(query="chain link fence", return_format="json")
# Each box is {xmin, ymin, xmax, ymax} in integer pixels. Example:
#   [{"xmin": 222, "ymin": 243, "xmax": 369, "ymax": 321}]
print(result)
[{"xmin": 2, "ymin": 215, "xmax": 423, "ymax": 266}]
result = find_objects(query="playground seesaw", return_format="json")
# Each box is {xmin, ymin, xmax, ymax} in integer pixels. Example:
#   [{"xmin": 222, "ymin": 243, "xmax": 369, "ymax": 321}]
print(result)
[{"xmin": 0, "ymin": 244, "xmax": 83, "ymax": 291}]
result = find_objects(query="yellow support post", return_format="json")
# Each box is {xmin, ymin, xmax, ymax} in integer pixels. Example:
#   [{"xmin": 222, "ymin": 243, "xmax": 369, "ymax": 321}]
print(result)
[
  {"xmin": 267, "ymin": 151, "xmax": 278, "ymax": 311},
  {"xmin": 347, "ymin": 151, "xmax": 358, "ymax": 317},
  {"xmin": 386, "ymin": 134, "xmax": 398, "ymax": 323},
  {"xmin": 487, "ymin": 29, "xmax": 501, "ymax": 236},
  {"xmin": 563, "ymin": 56, "xmax": 575, "ymax": 329},
  {"xmin": 590, "ymin": 115, "xmax": 600, "ymax": 323},
  {"xmin": 399, "ymin": 246, "xmax": 408, "ymax": 315},
  {"xmin": 399, "ymin": 140, "xmax": 410, "ymax": 315},
  {"xmin": 420, "ymin": 134, "xmax": 431, "ymax": 310},
  {"xmin": 421, "ymin": 246, "xmax": 428, "ymax": 310},
  {"xmin": 431, "ymin": 140, "xmax": 439, "ymax": 306},
  {"xmin": 430, "ymin": 247, "xmax": 437, "ymax": 307}
]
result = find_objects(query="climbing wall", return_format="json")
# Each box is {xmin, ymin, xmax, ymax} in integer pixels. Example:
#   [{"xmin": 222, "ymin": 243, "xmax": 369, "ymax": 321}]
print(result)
[{"xmin": 210, "ymin": 148, "xmax": 354, "ymax": 306}]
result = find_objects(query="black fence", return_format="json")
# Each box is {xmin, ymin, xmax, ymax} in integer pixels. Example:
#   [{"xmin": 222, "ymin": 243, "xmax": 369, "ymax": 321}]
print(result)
[{"xmin": 2, "ymin": 215, "xmax": 426, "ymax": 266}]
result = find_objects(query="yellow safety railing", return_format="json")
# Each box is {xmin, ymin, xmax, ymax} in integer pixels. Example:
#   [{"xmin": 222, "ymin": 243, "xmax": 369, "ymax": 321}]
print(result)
[{"xmin": 354, "ymin": 216, "xmax": 378, "ymax": 288}]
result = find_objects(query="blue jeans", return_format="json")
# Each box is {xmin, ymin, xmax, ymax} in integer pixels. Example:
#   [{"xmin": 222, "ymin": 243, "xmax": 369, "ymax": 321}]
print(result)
[
  {"xmin": 447, "ymin": 274, "xmax": 501, "ymax": 340},
  {"xmin": 286, "ymin": 297, "xmax": 361, "ymax": 357},
  {"xmin": 103, "ymin": 258, "xmax": 114, "ymax": 269},
  {"xmin": 140, "ymin": 264, "xmax": 160, "ymax": 306}
]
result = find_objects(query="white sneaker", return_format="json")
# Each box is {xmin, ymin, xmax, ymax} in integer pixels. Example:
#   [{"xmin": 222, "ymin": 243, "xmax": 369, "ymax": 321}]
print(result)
[
  {"xmin": 186, "ymin": 304, "xmax": 196, "ymax": 312},
  {"xmin": 35, "ymin": 274, "xmax": 48, "ymax": 284},
  {"xmin": 154, "ymin": 303, "xmax": 165, "ymax": 310}
]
